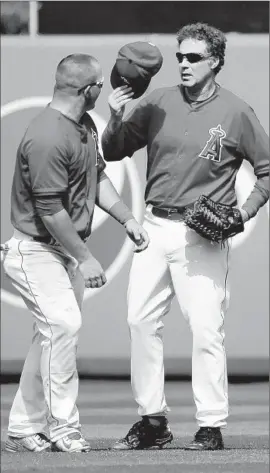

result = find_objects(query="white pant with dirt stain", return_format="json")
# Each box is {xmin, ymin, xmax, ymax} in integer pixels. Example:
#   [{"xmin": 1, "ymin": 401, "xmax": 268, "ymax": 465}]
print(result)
[
  {"xmin": 2, "ymin": 234, "xmax": 85, "ymax": 442},
  {"xmin": 128, "ymin": 206, "xmax": 230, "ymax": 428}
]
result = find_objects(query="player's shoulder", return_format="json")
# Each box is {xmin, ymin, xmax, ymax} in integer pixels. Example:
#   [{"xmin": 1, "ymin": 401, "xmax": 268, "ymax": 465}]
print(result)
[
  {"xmin": 132, "ymin": 86, "xmax": 182, "ymax": 114},
  {"xmin": 217, "ymin": 86, "xmax": 253, "ymax": 115},
  {"xmin": 23, "ymin": 107, "xmax": 71, "ymax": 148},
  {"xmin": 144, "ymin": 85, "xmax": 181, "ymax": 103}
]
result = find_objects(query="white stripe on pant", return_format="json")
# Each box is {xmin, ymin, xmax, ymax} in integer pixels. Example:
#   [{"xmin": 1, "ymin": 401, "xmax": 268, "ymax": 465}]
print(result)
[
  {"xmin": 128, "ymin": 206, "xmax": 230, "ymax": 427},
  {"xmin": 3, "ymin": 236, "xmax": 85, "ymax": 442}
]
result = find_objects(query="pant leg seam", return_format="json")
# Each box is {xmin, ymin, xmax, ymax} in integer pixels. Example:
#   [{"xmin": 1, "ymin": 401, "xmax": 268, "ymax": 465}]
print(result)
[
  {"xmin": 219, "ymin": 241, "xmax": 230, "ymax": 404},
  {"xmin": 18, "ymin": 242, "xmax": 59, "ymax": 428}
]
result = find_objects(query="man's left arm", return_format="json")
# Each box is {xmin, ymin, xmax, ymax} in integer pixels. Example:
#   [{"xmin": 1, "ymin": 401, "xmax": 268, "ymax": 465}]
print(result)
[
  {"xmin": 96, "ymin": 171, "xmax": 149, "ymax": 252},
  {"xmin": 238, "ymin": 107, "xmax": 269, "ymax": 222}
]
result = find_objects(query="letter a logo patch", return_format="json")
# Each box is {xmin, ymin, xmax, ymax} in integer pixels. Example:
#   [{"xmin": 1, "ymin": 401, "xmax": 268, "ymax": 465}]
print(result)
[{"xmin": 199, "ymin": 124, "xmax": 226, "ymax": 162}]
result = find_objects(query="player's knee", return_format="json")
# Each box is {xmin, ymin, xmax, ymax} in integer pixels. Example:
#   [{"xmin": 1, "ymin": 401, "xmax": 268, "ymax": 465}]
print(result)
[
  {"xmin": 128, "ymin": 312, "xmax": 145, "ymax": 331},
  {"xmin": 192, "ymin": 325, "xmax": 224, "ymax": 352},
  {"xmin": 128, "ymin": 313, "xmax": 163, "ymax": 336},
  {"xmin": 128, "ymin": 316, "xmax": 137, "ymax": 331},
  {"xmin": 59, "ymin": 316, "xmax": 82, "ymax": 337},
  {"xmin": 68, "ymin": 318, "xmax": 82, "ymax": 336}
]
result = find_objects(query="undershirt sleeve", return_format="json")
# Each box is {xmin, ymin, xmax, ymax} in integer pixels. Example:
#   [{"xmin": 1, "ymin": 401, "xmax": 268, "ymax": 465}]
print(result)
[{"xmin": 34, "ymin": 195, "xmax": 64, "ymax": 217}]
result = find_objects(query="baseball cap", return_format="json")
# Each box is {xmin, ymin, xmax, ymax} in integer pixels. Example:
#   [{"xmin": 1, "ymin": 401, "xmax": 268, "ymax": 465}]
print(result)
[{"xmin": 110, "ymin": 42, "xmax": 163, "ymax": 99}]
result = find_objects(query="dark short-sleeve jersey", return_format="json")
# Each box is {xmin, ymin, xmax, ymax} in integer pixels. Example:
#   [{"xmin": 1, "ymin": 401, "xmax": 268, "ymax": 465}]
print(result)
[
  {"xmin": 102, "ymin": 85, "xmax": 269, "ymax": 214},
  {"xmin": 11, "ymin": 106, "xmax": 106, "ymax": 239}
]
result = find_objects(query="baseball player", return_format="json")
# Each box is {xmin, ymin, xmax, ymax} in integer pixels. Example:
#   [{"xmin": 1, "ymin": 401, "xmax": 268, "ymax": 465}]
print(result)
[
  {"xmin": 102, "ymin": 24, "xmax": 269, "ymax": 450},
  {"xmin": 2, "ymin": 53, "xmax": 149, "ymax": 453}
]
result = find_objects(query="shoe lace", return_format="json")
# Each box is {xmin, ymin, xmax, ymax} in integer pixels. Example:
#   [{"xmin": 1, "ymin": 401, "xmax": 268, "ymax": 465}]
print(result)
[
  {"xmin": 125, "ymin": 420, "xmax": 145, "ymax": 440},
  {"xmin": 127, "ymin": 419, "xmax": 167, "ymax": 443},
  {"xmin": 195, "ymin": 427, "xmax": 219, "ymax": 442},
  {"xmin": 67, "ymin": 432, "xmax": 82, "ymax": 440},
  {"xmin": 195, "ymin": 428, "xmax": 210, "ymax": 441},
  {"xmin": 61, "ymin": 432, "xmax": 83, "ymax": 445},
  {"xmin": 32, "ymin": 434, "xmax": 49, "ymax": 445}
]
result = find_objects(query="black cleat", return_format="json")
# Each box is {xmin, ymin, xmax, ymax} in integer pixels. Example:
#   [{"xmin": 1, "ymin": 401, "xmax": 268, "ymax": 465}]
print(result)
[
  {"xmin": 184, "ymin": 427, "xmax": 224, "ymax": 451},
  {"xmin": 111, "ymin": 416, "xmax": 173, "ymax": 450}
]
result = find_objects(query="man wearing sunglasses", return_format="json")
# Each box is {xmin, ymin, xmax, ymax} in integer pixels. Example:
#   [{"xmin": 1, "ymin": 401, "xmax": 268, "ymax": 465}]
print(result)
[
  {"xmin": 3, "ymin": 53, "xmax": 149, "ymax": 453},
  {"xmin": 102, "ymin": 22, "xmax": 269, "ymax": 451}
]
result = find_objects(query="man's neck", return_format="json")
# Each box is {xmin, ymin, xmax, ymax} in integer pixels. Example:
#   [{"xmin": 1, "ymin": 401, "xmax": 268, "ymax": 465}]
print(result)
[
  {"xmin": 49, "ymin": 97, "xmax": 86, "ymax": 123},
  {"xmin": 185, "ymin": 79, "xmax": 217, "ymax": 103}
]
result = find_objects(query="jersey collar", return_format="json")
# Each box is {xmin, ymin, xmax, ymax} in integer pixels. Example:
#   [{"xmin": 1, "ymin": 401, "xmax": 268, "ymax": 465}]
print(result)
[{"xmin": 179, "ymin": 83, "xmax": 220, "ymax": 109}]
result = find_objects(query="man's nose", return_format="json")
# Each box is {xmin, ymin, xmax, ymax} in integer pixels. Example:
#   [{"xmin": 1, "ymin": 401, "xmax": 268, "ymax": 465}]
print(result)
[{"xmin": 181, "ymin": 57, "xmax": 190, "ymax": 67}]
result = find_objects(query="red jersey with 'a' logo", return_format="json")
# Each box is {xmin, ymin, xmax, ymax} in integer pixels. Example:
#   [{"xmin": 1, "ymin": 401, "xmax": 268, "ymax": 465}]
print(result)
[{"xmin": 102, "ymin": 84, "xmax": 269, "ymax": 218}]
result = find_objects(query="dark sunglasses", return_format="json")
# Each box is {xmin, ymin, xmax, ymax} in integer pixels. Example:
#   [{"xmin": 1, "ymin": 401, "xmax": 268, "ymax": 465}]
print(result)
[
  {"xmin": 77, "ymin": 80, "xmax": 104, "ymax": 94},
  {"xmin": 176, "ymin": 52, "xmax": 211, "ymax": 64}
]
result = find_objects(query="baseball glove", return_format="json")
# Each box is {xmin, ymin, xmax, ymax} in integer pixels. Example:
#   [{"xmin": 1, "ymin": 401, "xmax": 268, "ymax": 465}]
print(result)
[{"xmin": 184, "ymin": 195, "xmax": 244, "ymax": 243}]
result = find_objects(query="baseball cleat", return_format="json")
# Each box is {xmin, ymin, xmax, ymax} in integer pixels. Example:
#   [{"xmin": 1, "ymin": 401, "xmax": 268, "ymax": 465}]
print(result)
[
  {"xmin": 111, "ymin": 416, "xmax": 173, "ymax": 450},
  {"xmin": 51, "ymin": 432, "xmax": 91, "ymax": 452},
  {"xmin": 184, "ymin": 427, "xmax": 224, "ymax": 450},
  {"xmin": 5, "ymin": 433, "xmax": 51, "ymax": 453}
]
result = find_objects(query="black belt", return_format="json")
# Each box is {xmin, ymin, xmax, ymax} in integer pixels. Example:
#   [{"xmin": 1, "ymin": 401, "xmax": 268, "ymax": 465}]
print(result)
[
  {"xmin": 14, "ymin": 229, "xmax": 88, "ymax": 245},
  {"xmin": 151, "ymin": 206, "xmax": 186, "ymax": 220},
  {"xmin": 33, "ymin": 235, "xmax": 57, "ymax": 244},
  {"xmin": 33, "ymin": 235, "xmax": 88, "ymax": 244}
]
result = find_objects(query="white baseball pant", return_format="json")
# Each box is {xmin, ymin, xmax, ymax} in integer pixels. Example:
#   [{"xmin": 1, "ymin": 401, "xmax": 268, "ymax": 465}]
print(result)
[
  {"xmin": 3, "ymin": 233, "xmax": 85, "ymax": 442},
  {"xmin": 128, "ymin": 205, "xmax": 230, "ymax": 428}
]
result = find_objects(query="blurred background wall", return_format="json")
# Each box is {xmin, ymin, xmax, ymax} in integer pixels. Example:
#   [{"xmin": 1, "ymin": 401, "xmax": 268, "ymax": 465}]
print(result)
[{"xmin": 1, "ymin": 1, "xmax": 269, "ymax": 377}]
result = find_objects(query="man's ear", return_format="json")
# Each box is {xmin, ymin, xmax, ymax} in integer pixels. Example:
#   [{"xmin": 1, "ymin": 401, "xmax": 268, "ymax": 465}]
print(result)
[
  {"xmin": 210, "ymin": 57, "xmax": 219, "ymax": 71},
  {"xmin": 83, "ymin": 85, "xmax": 92, "ymax": 97}
]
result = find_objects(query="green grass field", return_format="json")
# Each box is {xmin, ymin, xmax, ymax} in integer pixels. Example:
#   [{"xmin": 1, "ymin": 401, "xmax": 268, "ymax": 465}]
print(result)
[{"xmin": 1, "ymin": 380, "xmax": 269, "ymax": 472}]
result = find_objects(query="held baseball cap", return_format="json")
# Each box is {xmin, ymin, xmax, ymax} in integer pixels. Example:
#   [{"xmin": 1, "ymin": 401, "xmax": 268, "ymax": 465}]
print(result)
[{"xmin": 110, "ymin": 42, "xmax": 163, "ymax": 99}]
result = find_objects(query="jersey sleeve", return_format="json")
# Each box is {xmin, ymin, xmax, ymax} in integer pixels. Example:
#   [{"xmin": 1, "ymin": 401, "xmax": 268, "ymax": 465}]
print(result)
[
  {"xmin": 237, "ymin": 106, "xmax": 269, "ymax": 217},
  {"xmin": 237, "ymin": 106, "xmax": 269, "ymax": 177},
  {"xmin": 25, "ymin": 135, "xmax": 70, "ymax": 196}
]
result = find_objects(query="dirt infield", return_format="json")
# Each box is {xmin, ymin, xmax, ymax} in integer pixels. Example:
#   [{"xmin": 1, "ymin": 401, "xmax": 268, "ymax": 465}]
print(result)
[{"xmin": 1, "ymin": 380, "xmax": 269, "ymax": 472}]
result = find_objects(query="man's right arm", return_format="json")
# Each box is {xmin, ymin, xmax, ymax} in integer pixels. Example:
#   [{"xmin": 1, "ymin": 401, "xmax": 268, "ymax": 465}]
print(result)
[
  {"xmin": 41, "ymin": 208, "xmax": 106, "ymax": 289},
  {"xmin": 29, "ymin": 137, "xmax": 106, "ymax": 289},
  {"xmin": 238, "ymin": 106, "xmax": 269, "ymax": 219},
  {"xmin": 101, "ymin": 85, "xmax": 150, "ymax": 162},
  {"xmin": 101, "ymin": 114, "xmax": 125, "ymax": 162}
]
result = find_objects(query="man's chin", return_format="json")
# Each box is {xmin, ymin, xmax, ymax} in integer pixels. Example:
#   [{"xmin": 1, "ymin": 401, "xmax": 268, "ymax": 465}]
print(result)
[{"xmin": 181, "ymin": 78, "xmax": 196, "ymax": 87}]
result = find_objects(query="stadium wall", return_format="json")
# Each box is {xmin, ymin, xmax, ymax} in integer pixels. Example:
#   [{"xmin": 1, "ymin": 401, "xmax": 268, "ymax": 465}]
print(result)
[{"xmin": 1, "ymin": 34, "xmax": 269, "ymax": 376}]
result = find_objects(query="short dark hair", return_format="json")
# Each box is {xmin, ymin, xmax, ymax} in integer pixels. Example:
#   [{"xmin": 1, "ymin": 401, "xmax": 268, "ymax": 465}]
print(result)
[
  {"xmin": 176, "ymin": 23, "xmax": 227, "ymax": 75},
  {"xmin": 55, "ymin": 53, "xmax": 99, "ymax": 92}
]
